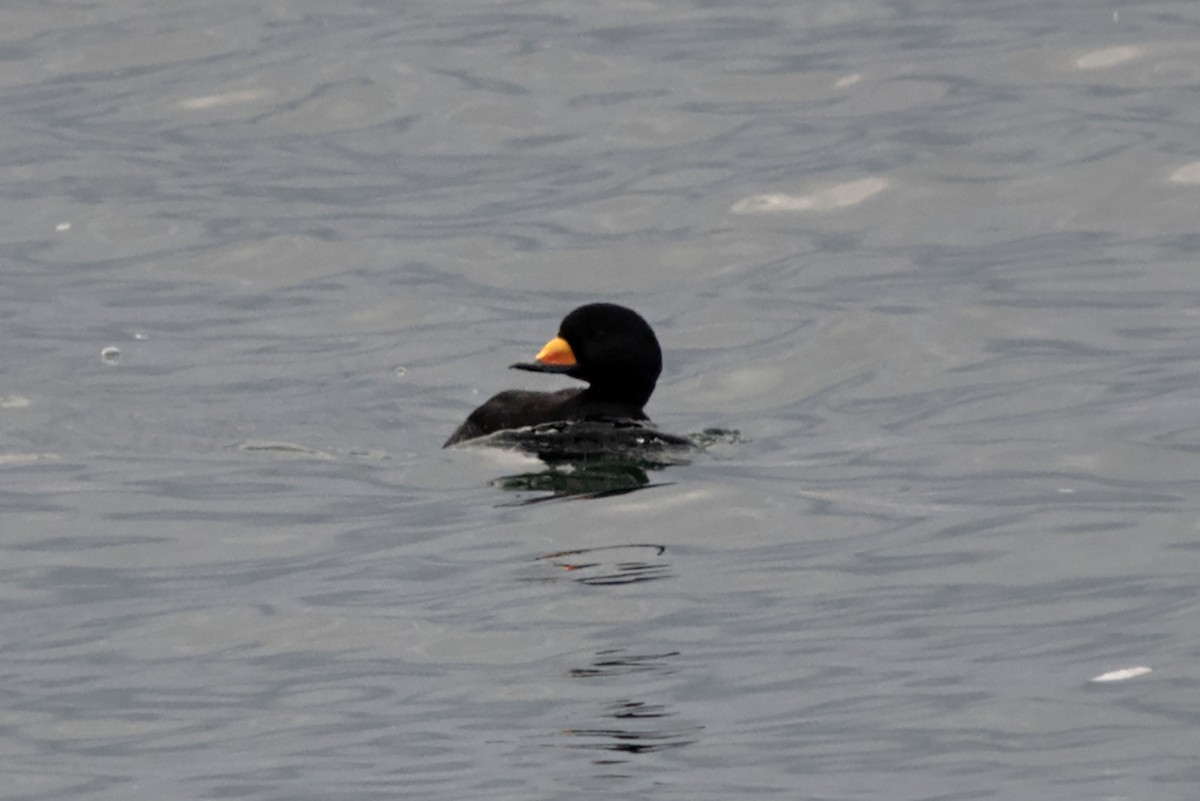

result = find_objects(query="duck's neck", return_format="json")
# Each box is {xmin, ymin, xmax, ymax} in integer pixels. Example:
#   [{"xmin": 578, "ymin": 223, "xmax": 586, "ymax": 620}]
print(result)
[{"xmin": 581, "ymin": 381, "xmax": 654, "ymax": 413}]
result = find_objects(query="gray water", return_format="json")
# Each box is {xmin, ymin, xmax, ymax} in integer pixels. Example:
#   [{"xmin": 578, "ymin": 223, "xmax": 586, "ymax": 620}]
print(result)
[{"xmin": 3, "ymin": 1, "xmax": 1200, "ymax": 798}]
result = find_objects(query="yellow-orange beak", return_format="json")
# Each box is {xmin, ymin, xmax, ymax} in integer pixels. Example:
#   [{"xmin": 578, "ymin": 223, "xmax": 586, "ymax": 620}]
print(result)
[{"xmin": 534, "ymin": 336, "xmax": 576, "ymax": 367}]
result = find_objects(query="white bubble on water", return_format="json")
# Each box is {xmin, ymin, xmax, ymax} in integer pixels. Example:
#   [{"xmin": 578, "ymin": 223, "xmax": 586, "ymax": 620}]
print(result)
[{"xmin": 1090, "ymin": 666, "xmax": 1151, "ymax": 683}]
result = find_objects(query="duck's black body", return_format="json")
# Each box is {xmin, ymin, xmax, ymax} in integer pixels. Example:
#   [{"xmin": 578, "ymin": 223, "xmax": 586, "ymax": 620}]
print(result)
[{"xmin": 444, "ymin": 303, "xmax": 664, "ymax": 448}]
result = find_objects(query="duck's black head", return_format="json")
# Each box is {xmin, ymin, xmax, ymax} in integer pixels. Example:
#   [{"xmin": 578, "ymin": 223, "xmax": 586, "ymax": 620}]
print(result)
[{"xmin": 512, "ymin": 303, "xmax": 661, "ymax": 409}]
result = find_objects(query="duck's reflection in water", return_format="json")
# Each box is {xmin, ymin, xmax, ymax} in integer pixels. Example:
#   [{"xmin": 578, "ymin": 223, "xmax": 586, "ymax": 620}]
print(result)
[
  {"xmin": 493, "ymin": 459, "xmax": 664, "ymax": 503},
  {"xmin": 483, "ymin": 420, "xmax": 694, "ymax": 504},
  {"xmin": 558, "ymin": 651, "xmax": 702, "ymax": 763},
  {"xmin": 568, "ymin": 648, "xmax": 681, "ymax": 679},
  {"xmin": 526, "ymin": 544, "xmax": 672, "ymax": 586}
]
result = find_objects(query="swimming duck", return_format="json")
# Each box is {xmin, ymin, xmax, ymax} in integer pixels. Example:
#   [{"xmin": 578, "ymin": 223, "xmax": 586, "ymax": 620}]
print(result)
[{"xmin": 444, "ymin": 303, "xmax": 663, "ymax": 447}]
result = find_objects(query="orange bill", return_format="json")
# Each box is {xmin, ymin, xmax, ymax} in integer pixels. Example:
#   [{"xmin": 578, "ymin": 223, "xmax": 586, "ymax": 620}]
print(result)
[{"xmin": 534, "ymin": 336, "xmax": 576, "ymax": 367}]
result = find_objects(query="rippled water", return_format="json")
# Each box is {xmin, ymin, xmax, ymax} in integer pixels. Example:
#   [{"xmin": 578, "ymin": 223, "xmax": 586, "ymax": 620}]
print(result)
[{"xmin": 4, "ymin": 1, "xmax": 1200, "ymax": 798}]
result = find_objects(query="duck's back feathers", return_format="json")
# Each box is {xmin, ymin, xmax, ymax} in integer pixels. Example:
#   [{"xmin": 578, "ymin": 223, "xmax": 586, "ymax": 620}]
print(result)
[{"xmin": 444, "ymin": 388, "xmax": 583, "ymax": 447}]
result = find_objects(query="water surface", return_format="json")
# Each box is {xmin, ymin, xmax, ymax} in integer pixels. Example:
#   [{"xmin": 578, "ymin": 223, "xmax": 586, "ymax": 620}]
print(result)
[{"xmin": 3, "ymin": 1, "xmax": 1200, "ymax": 799}]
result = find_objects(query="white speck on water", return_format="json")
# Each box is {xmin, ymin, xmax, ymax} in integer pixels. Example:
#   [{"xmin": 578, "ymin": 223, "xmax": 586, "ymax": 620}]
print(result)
[
  {"xmin": 55, "ymin": 222, "xmax": 71, "ymax": 232},
  {"xmin": 178, "ymin": 89, "xmax": 267, "ymax": 110},
  {"xmin": 1168, "ymin": 161, "xmax": 1200, "ymax": 184},
  {"xmin": 0, "ymin": 453, "xmax": 58, "ymax": 465},
  {"xmin": 134, "ymin": 333, "xmax": 149, "ymax": 341},
  {"xmin": 1075, "ymin": 46, "xmax": 1140, "ymax": 70},
  {"xmin": 235, "ymin": 440, "xmax": 333, "ymax": 459},
  {"xmin": 1091, "ymin": 666, "xmax": 1151, "ymax": 683},
  {"xmin": 835, "ymin": 73, "xmax": 862, "ymax": 88},
  {"xmin": 394, "ymin": 366, "xmax": 407, "ymax": 377},
  {"xmin": 101, "ymin": 346, "xmax": 122, "ymax": 364},
  {"xmin": 0, "ymin": 395, "xmax": 31, "ymax": 409},
  {"xmin": 731, "ymin": 177, "xmax": 888, "ymax": 215}
]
